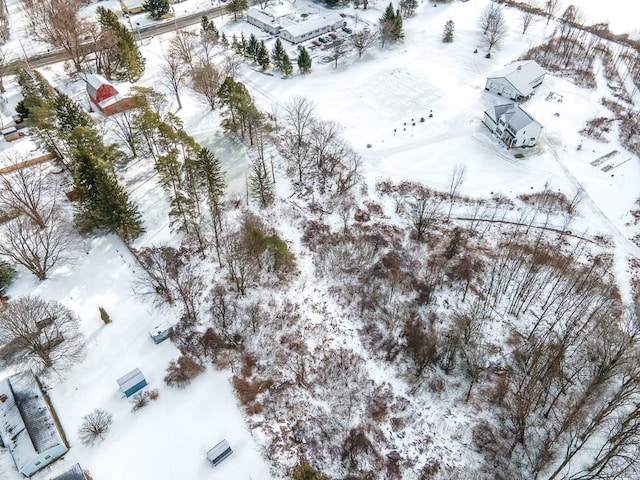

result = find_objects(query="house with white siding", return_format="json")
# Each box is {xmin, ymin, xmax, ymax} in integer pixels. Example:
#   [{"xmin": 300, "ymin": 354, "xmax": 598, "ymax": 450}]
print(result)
[
  {"xmin": 483, "ymin": 103, "xmax": 542, "ymax": 148},
  {"xmin": 246, "ymin": 8, "xmax": 282, "ymax": 35},
  {"xmin": 279, "ymin": 13, "xmax": 345, "ymax": 44},
  {"xmin": 485, "ymin": 60, "xmax": 546, "ymax": 102},
  {"xmin": 0, "ymin": 371, "xmax": 68, "ymax": 477}
]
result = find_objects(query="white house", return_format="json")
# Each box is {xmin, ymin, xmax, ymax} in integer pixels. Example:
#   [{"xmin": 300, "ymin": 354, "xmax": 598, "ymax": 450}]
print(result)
[
  {"xmin": 246, "ymin": 8, "xmax": 282, "ymax": 35},
  {"xmin": 279, "ymin": 13, "xmax": 345, "ymax": 44},
  {"xmin": 0, "ymin": 371, "xmax": 68, "ymax": 477},
  {"xmin": 483, "ymin": 103, "xmax": 543, "ymax": 148},
  {"xmin": 485, "ymin": 60, "xmax": 546, "ymax": 102}
]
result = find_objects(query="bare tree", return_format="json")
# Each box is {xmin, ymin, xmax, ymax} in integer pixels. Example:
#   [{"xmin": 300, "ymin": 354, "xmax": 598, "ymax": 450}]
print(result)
[
  {"xmin": 283, "ymin": 97, "xmax": 317, "ymax": 148},
  {"xmin": 170, "ymin": 30, "xmax": 197, "ymax": 74},
  {"xmin": 78, "ymin": 409, "xmax": 112, "ymax": 446},
  {"xmin": 161, "ymin": 52, "xmax": 187, "ymax": 110},
  {"xmin": 447, "ymin": 164, "xmax": 466, "ymax": 220},
  {"xmin": 520, "ymin": 9, "xmax": 537, "ymax": 34},
  {"xmin": 0, "ymin": 296, "xmax": 85, "ymax": 372},
  {"xmin": 329, "ymin": 40, "xmax": 348, "ymax": 68},
  {"xmin": 0, "ymin": 213, "xmax": 70, "ymax": 281},
  {"xmin": 409, "ymin": 193, "xmax": 443, "ymax": 241},
  {"xmin": 482, "ymin": 5, "xmax": 508, "ymax": 51},
  {"xmin": 351, "ymin": 29, "xmax": 377, "ymax": 58},
  {"xmin": 21, "ymin": 0, "xmax": 91, "ymax": 72},
  {"xmin": 191, "ymin": 57, "xmax": 223, "ymax": 109},
  {"xmin": 0, "ymin": 165, "xmax": 59, "ymax": 228},
  {"xmin": 544, "ymin": 0, "xmax": 562, "ymax": 25},
  {"xmin": 0, "ymin": 47, "xmax": 9, "ymax": 92}
]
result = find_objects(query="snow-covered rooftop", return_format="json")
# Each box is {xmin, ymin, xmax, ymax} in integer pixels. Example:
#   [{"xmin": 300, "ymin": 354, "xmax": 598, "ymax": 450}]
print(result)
[{"xmin": 487, "ymin": 60, "xmax": 546, "ymax": 97}]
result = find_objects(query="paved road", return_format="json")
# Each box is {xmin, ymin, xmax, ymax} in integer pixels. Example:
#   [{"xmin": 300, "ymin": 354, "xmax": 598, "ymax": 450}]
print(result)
[{"xmin": 8, "ymin": 2, "xmax": 259, "ymax": 70}]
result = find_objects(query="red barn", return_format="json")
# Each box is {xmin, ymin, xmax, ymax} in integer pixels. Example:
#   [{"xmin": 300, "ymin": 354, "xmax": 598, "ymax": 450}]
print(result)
[{"xmin": 85, "ymin": 74, "xmax": 135, "ymax": 116}]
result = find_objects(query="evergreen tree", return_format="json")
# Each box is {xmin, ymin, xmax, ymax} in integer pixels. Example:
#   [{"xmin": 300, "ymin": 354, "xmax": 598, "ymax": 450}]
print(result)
[
  {"xmin": 443, "ymin": 20, "xmax": 455, "ymax": 42},
  {"xmin": 97, "ymin": 7, "xmax": 145, "ymax": 81},
  {"xmin": 399, "ymin": 0, "xmax": 417, "ymax": 17},
  {"xmin": 257, "ymin": 41, "xmax": 270, "ymax": 70},
  {"xmin": 195, "ymin": 147, "xmax": 226, "ymax": 264},
  {"xmin": 379, "ymin": 3, "xmax": 404, "ymax": 44},
  {"xmin": 0, "ymin": 260, "xmax": 15, "ymax": 296},
  {"xmin": 247, "ymin": 33, "xmax": 259, "ymax": 60},
  {"xmin": 226, "ymin": 0, "xmax": 248, "ymax": 21},
  {"xmin": 99, "ymin": 306, "xmax": 112, "ymax": 324},
  {"xmin": 393, "ymin": 9, "xmax": 404, "ymax": 41},
  {"xmin": 297, "ymin": 46, "xmax": 312, "ymax": 73},
  {"xmin": 200, "ymin": 15, "xmax": 219, "ymax": 41},
  {"xmin": 143, "ymin": 0, "xmax": 170, "ymax": 19},
  {"xmin": 220, "ymin": 32, "xmax": 229, "ymax": 48},
  {"xmin": 271, "ymin": 38, "xmax": 286, "ymax": 70},
  {"xmin": 281, "ymin": 53, "xmax": 293, "ymax": 76},
  {"xmin": 54, "ymin": 93, "xmax": 93, "ymax": 136},
  {"xmin": 249, "ymin": 157, "xmax": 274, "ymax": 207}
]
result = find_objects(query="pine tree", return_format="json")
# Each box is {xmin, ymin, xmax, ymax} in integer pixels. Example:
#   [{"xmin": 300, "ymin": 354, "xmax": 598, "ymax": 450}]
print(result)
[
  {"xmin": 196, "ymin": 147, "xmax": 226, "ymax": 264},
  {"xmin": 281, "ymin": 53, "xmax": 293, "ymax": 76},
  {"xmin": 257, "ymin": 41, "xmax": 270, "ymax": 70},
  {"xmin": 54, "ymin": 93, "xmax": 93, "ymax": 136},
  {"xmin": 247, "ymin": 33, "xmax": 259, "ymax": 60},
  {"xmin": 200, "ymin": 15, "xmax": 219, "ymax": 42},
  {"xmin": 0, "ymin": 260, "xmax": 15, "ymax": 296},
  {"xmin": 99, "ymin": 306, "xmax": 112, "ymax": 324},
  {"xmin": 97, "ymin": 7, "xmax": 145, "ymax": 81},
  {"xmin": 143, "ymin": 0, "xmax": 170, "ymax": 19},
  {"xmin": 297, "ymin": 46, "xmax": 312, "ymax": 73},
  {"xmin": 443, "ymin": 20, "xmax": 455, "ymax": 42},
  {"xmin": 271, "ymin": 38, "xmax": 286, "ymax": 70},
  {"xmin": 220, "ymin": 32, "xmax": 229, "ymax": 48},
  {"xmin": 393, "ymin": 9, "xmax": 404, "ymax": 41},
  {"xmin": 249, "ymin": 157, "xmax": 274, "ymax": 207}
]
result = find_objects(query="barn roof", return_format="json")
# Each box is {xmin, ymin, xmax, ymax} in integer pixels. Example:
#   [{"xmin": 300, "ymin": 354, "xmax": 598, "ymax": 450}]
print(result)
[
  {"xmin": 280, "ymin": 13, "xmax": 343, "ymax": 38},
  {"xmin": 50, "ymin": 463, "xmax": 86, "ymax": 480},
  {"xmin": 85, "ymin": 74, "xmax": 112, "ymax": 100},
  {"xmin": 0, "ymin": 372, "xmax": 65, "ymax": 472},
  {"xmin": 487, "ymin": 60, "xmax": 545, "ymax": 97}
]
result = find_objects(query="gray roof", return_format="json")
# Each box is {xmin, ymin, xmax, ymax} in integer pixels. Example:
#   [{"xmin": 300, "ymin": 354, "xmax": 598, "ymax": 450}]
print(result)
[
  {"xmin": 0, "ymin": 372, "xmax": 66, "ymax": 472},
  {"xmin": 503, "ymin": 105, "xmax": 539, "ymax": 131},
  {"xmin": 487, "ymin": 60, "xmax": 545, "ymax": 97},
  {"xmin": 280, "ymin": 13, "xmax": 343, "ymax": 38},
  {"xmin": 207, "ymin": 439, "xmax": 232, "ymax": 461},
  {"xmin": 485, "ymin": 103, "xmax": 514, "ymax": 124},
  {"xmin": 246, "ymin": 8, "xmax": 277, "ymax": 25},
  {"xmin": 50, "ymin": 463, "xmax": 86, "ymax": 480},
  {"xmin": 85, "ymin": 74, "xmax": 109, "ymax": 99},
  {"xmin": 117, "ymin": 368, "xmax": 145, "ymax": 392}
]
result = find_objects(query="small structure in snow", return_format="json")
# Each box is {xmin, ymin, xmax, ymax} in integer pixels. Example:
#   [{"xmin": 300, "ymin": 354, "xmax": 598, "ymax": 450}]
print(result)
[
  {"xmin": 50, "ymin": 463, "xmax": 89, "ymax": 480},
  {"xmin": 2, "ymin": 126, "xmax": 21, "ymax": 142},
  {"xmin": 207, "ymin": 439, "xmax": 233, "ymax": 466},
  {"xmin": 117, "ymin": 368, "xmax": 148, "ymax": 398},
  {"xmin": 279, "ymin": 13, "xmax": 345, "ymax": 44},
  {"xmin": 149, "ymin": 322, "xmax": 174, "ymax": 344},
  {"xmin": 483, "ymin": 103, "xmax": 543, "ymax": 148},
  {"xmin": 485, "ymin": 60, "xmax": 546, "ymax": 102},
  {"xmin": 119, "ymin": 0, "xmax": 145, "ymax": 15},
  {"xmin": 0, "ymin": 371, "xmax": 69, "ymax": 477},
  {"xmin": 246, "ymin": 8, "xmax": 282, "ymax": 35},
  {"xmin": 85, "ymin": 74, "xmax": 135, "ymax": 116}
]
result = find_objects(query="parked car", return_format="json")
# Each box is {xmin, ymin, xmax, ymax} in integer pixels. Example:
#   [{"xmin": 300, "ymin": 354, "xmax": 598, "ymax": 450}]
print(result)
[
  {"xmin": 312, "ymin": 39, "xmax": 321, "ymax": 46},
  {"xmin": 342, "ymin": 26, "xmax": 353, "ymax": 34},
  {"xmin": 318, "ymin": 37, "xmax": 328, "ymax": 44},
  {"xmin": 329, "ymin": 32, "xmax": 338, "ymax": 40}
]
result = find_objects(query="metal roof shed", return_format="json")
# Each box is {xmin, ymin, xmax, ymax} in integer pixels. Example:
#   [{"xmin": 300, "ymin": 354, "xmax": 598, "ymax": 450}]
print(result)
[
  {"xmin": 117, "ymin": 368, "xmax": 147, "ymax": 398},
  {"xmin": 149, "ymin": 322, "xmax": 174, "ymax": 344},
  {"xmin": 207, "ymin": 439, "xmax": 233, "ymax": 466}
]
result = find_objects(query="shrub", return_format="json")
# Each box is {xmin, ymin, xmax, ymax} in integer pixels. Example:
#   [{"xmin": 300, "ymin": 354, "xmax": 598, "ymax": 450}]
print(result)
[
  {"xmin": 0, "ymin": 260, "xmax": 15, "ymax": 296},
  {"xmin": 164, "ymin": 355, "xmax": 205, "ymax": 388},
  {"xmin": 98, "ymin": 306, "xmax": 111, "ymax": 324},
  {"xmin": 291, "ymin": 460, "xmax": 329, "ymax": 480},
  {"xmin": 232, "ymin": 375, "xmax": 273, "ymax": 405},
  {"xmin": 130, "ymin": 389, "xmax": 160, "ymax": 412},
  {"xmin": 78, "ymin": 408, "xmax": 113, "ymax": 446},
  {"xmin": 514, "ymin": 152, "xmax": 525, "ymax": 159}
]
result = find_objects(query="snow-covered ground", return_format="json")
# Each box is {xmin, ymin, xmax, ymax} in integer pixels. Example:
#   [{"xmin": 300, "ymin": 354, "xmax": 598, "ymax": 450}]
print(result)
[{"xmin": 1, "ymin": 0, "xmax": 639, "ymax": 478}]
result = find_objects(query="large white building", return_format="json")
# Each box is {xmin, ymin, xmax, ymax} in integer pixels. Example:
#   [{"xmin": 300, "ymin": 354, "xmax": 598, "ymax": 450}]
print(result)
[
  {"xmin": 246, "ymin": 8, "xmax": 282, "ymax": 35},
  {"xmin": 279, "ymin": 13, "xmax": 345, "ymax": 44},
  {"xmin": 485, "ymin": 60, "xmax": 546, "ymax": 102},
  {"xmin": 483, "ymin": 103, "xmax": 543, "ymax": 148}
]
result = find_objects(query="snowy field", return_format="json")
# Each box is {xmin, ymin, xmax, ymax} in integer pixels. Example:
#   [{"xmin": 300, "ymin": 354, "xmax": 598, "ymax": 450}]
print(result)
[{"xmin": 1, "ymin": 0, "xmax": 639, "ymax": 478}]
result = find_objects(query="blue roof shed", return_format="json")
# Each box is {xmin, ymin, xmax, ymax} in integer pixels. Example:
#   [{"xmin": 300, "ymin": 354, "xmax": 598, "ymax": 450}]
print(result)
[
  {"xmin": 117, "ymin": 368, "xmax": 147, "ymax": 398},
  {"xmin": 207, "ymin": 439, "xmax": 233, "ymax": 466}
]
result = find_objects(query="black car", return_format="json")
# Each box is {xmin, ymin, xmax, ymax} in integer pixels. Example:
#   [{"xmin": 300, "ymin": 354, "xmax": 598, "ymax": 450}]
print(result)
[
  {"xmin": 342, "ymin": 27, "xmax": 353, "ymax": 34},
  {"xmin": 318, "ymin": 37, "xmax": 328, "ymax": 44}
]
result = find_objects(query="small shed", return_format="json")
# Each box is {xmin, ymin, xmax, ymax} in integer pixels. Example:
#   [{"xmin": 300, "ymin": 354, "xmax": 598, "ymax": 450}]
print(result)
[
  {"xmin": 50, "ymin": 463, "xmax": 89, "ymax": 480},
  {"xmin": 117, "ymin": 368, "xmax": 147, "ymax": 398},
  {"xmin": 207, "ymin": 439, "xmax": 233, "ymax": 466},
  {"xmin": 149, "ymin": 322, "xmax": 174, "ymax": 344},
  {"xmin": 2, "ymin": 126, "xmax": 21, "ymax": 142}
]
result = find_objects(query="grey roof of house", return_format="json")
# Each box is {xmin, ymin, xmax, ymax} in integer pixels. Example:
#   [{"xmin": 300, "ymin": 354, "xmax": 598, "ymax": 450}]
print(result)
[
  {"xmin": 117, "ymin": 368, "xmax": 145, "ymax": 392},
  {"xmin": 280, "ymin": 13, "xmax": 343, "ymax": 38},
  {"xmin": 85, "ymin": 74, "xmax": 109, "ymax": 99},
  {"xmin": 485, "ymin": 103, "xmax": 514, "ymax": 123},
  {"xmin": 0, "ymin": 372, "xmax": 65, "ymax": 472},
  {"xmin": 487, "ymin": 60, "xmax": 545, "ymax": 97},
  {"xmin": 504, "ymin": 105, "xmax": 540, "ymax": 131},
  {"xmin": 50, "ymin": 463, "xmax": 85, "ymax": 480}
]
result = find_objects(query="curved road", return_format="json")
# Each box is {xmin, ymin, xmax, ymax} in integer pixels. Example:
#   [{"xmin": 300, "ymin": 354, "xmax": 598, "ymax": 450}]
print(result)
[{"xmin": 8, "ymin": 1, "xmax": 260, "ymax": 70}]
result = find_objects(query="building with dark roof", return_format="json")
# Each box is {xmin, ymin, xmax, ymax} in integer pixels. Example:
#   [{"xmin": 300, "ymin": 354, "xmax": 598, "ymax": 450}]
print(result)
[
  {"xmin": 50, "ymin": 463, "xmax": 89, "ymax": 480},
  {"xmin": 0, "ymin": 371, "xmax": 68, "ymax": 476},
  {"xmin": 483, "ymin": 103, "xmax": 543, "ymax": 148}
]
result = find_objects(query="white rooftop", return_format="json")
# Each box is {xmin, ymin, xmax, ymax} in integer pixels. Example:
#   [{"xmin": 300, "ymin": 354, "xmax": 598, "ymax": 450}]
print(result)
[
  {"xmin": 487, "ymin": 60, "xmax": 545, "ymax": 97},
  {"xmin": 280, "ymin": 13, "xmax": 343, "ymax": 38}
]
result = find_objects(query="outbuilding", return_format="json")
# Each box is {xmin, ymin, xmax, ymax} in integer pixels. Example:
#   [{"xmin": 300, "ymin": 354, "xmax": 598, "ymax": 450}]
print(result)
[
  {"xmin": 207, "ymin": 439, "xmax": 233, "ymax": 466},
  {"xmin": 0, "ymin": 371, "xmax": 69, "ymax": 477},
  {"xmin": 279, "ymin": 13, "xmax": 345, "ymax": 44},
  {"xmin": 119, "ymin": 0, "xmax": 145, "ymax": 15},
  {"xmin": 149, "ymin": 322, "xmax": 174, "ymax": 344},
  {"xmin": 2, "ymin": 126, "xmax": 21, "ymax": 142},
  {"xmin": 483, "ymin": 103, "xmax": 543, "ymax": 148},
  {"xmin": 485, "ymin": 60, "xmax": 546, "ymax": 102},
  {"xmin": 117, "ymin": 368, "xmax": 148, "ymax": 398},
  {"xmin": 85, "ymin": 74, "xmax": 135, "ymax": 116},
  {"xmin": 50, "ymin": 463, "xmax": 90, "ymax": 480}
]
